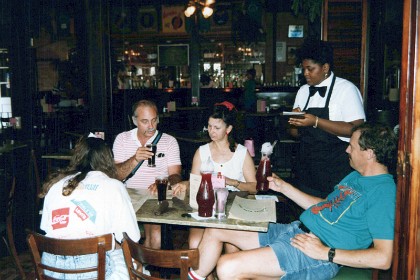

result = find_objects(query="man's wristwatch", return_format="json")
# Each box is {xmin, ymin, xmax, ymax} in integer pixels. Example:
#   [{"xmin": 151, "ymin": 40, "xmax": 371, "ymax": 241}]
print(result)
[{"xmin": 328, "ymin": 248, "xmax": 336, "ymax": 262}]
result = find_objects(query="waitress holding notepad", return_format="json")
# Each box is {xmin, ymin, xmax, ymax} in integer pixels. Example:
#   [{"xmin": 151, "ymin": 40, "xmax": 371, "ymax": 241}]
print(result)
[{"xmin": 288, "ymin": 39, "xmax": 365, "ymax": 198}]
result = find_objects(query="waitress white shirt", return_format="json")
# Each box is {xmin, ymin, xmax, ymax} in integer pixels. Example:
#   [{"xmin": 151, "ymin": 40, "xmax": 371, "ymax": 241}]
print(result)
[
  {"xmin": 199, "ymin": 143, "xmax": 247, "ymax": 191},
  {"xmin": 40, "ymin": 171, "xmax": 141, "ymax": 244},
  {"xmin": 293, "ymin": 72, "xmax": 366, "ymax": 142}
]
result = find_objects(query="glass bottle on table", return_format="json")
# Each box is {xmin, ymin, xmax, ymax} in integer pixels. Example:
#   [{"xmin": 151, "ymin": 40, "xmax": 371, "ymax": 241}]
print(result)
[
  {"xmin": 196, "ymin": 157, "xmax": 215, "ymax": 217},
  {"xmin": 256, "ymin": 142, "xmax": 273, "ymax": 193}
]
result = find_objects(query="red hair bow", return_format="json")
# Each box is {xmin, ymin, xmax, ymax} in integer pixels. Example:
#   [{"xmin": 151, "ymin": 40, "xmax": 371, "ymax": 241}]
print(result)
[{"xmin": 215, "ymin": 101, "xmax": 236, "ymax": 111}]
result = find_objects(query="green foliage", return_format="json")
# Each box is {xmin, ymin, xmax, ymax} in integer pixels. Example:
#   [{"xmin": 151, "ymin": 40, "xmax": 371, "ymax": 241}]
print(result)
[{"xmin": 291, "ymin": 0, "xmax": 323, "ymax": 23}]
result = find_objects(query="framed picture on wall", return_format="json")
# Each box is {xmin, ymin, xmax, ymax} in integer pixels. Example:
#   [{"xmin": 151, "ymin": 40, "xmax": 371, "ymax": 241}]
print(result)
[
  {"xmin": 211, "ymin": 3, "xmax": 231, "ymax": 31},
  {"xmin": 158, "ymin": 44, "xmax": 189, "ymax": 66},
  {"xmin": 138, "ymin": 6, "xmax": 158, "ymax": 33},
  {"xmin": 287, "ymin": 46, "xmax": 298, "ymax": 65},
  {"xmin": 111, "ymin": 7, "xmax": 131, "ymax": 34},
  {"xmin": 161, "ymin": 5, "xmax": 186, "ymax": 33},
  {"xmin": 288, "ymin": 25, "xmax": 304, "ymax": 38},
  {"xmin": 276, "ymin": 41, "xmax": 286, "ymax": 62}
]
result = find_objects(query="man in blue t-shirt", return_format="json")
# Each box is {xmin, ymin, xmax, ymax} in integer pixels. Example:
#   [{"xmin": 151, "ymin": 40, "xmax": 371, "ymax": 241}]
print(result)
[{"xmin": 187, "ymin": 123, "xmax": 397, "ymax": 280}]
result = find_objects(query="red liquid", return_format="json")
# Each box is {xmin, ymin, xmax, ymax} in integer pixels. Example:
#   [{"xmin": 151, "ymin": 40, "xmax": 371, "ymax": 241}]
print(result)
[
  {"xmin": 146, "ymin": 144, "xmax": 157, "ymax": 167},
  {"xmin": 156, "ymin": 178, "xmax": 168, "ymax": 201},
  {"xmin": 196, "ymin": 172, "xmax": 215, "ymax": 217},
  {"xmin": 256, "ymin": 157, "xmax": 271, "ymax": 192}
]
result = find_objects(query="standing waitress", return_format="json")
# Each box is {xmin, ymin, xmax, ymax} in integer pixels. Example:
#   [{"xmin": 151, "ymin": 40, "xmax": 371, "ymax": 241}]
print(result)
[{"xmin": 288, "ymin": 39, "xmax": 365, "ymax": 197}]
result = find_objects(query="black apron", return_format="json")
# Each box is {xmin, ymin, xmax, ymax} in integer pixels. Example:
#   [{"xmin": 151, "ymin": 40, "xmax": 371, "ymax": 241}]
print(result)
[{"xmin": 296, "ymin": 75, "xmax": 352, "ymax": 197}]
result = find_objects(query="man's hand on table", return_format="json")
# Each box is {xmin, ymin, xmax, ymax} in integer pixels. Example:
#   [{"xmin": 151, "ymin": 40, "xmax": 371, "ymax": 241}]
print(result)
[
  {"xmin": 148, "ymin": 183, "xmax": 157, "ymax": 195},
  {"xmin": 148, "ymin": 177, "xmax": 186, "ymax": 196},
  {"xmin": 171, "ymin": 180, "xmax": 189, "ymax": 196}
]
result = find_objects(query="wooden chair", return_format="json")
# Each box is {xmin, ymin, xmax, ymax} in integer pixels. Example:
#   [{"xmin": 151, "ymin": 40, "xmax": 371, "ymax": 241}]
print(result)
[
  {"xmin": 121, "ymin": 232, "xmax": 199, "ymax": 280},
  {"xmin": 26, "ymin": 231, "xmax": 113, "ymax": 280},
  {"xmin": 0, "ymin": 176, "xmax": 27, "ymax": 279}
]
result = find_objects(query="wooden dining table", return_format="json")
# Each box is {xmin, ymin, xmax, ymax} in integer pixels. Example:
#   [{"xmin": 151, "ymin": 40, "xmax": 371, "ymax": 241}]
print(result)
[
  {"xmin": 128, "ymin": 187, "xmax": 273, "ymax": 277},
  {"xmin": 133, "ymin": 195, "xmax": 269, "ymax": 232},
  {"xmin": 127, "ymin": 188, "xmax": 271, "ymax": 249}
]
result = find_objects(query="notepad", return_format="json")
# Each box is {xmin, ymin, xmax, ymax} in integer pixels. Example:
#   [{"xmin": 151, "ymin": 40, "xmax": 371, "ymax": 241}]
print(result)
[
  {"xmin": 282, "ymin": 111, "xmax": 305, "ymax": 118},
  {"xmin": 189, "ymin": 173, "xmax": 202, "ymax": 210}
]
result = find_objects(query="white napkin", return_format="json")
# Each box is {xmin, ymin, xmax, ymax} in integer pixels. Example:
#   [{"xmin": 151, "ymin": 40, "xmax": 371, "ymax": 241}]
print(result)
[{"xmin": 189, "ymin": 211, "xmax": 215, "ymax": 220}]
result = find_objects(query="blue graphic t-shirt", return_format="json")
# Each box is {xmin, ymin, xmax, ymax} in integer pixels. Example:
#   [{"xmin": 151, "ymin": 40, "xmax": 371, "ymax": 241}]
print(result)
[{"xmin": 300, "ymin": 171, "xmax": 396, "ymax": 250}]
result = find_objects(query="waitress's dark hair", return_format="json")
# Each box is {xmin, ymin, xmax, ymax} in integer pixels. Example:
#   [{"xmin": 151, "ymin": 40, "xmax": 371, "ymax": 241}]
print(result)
[
  {"xmin": 246, "ymin": 68, "xmax": 256, "ymax": 79},
  {"xmin": 210, "ymin": 102, "xmax": 238, "ymax": 152},
  {"xmin": 40, "ymin": 134, "xmax": 117, "ymax": 198},
  {"xmin": 296, "ymin": 38, "xmax": 334, "ymax": 71}
]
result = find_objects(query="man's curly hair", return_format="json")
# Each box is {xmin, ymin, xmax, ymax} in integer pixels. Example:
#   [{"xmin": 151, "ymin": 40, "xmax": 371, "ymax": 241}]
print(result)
[{"xmin": 353, "ymin": 123, "xmax": 398, "ymax": 171}]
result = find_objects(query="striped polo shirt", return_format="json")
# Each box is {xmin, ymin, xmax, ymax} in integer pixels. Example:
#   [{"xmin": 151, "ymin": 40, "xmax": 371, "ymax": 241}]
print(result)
[{"xmin": 113, "ymin": 129, "xmax": 181, "ymax": 189}]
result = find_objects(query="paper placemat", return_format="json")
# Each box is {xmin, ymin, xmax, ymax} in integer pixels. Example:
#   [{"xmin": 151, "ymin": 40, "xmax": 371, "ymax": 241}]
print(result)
[{"xmin": 228, "ymin": 196, "xmax": 276, "ymax": 222}]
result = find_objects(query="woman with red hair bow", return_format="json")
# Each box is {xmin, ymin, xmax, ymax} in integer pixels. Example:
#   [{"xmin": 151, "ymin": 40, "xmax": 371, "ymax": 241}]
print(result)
[{"xmin": 172, "ymin": 101, "xmax": 256, "ymax": 253}]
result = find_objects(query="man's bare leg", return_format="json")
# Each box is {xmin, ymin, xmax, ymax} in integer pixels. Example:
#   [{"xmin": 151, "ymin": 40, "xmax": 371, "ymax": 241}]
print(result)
[
  {"xmin": 193, "ymin": 228, "xmax": 260, "ymax": 277},
  {"xmin": 143, "ymin": 224, "xmax": 161, "ymax": 249},
  {"xmin": 217, "ymin": 247, "xmax": 284, "ymax": 280},
  {"xmin": 189, "ymin": 227, "xmax": 204, "ymax": 248}
]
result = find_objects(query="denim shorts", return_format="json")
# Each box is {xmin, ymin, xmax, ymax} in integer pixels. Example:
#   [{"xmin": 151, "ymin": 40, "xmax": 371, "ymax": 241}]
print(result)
[
  {"xmin": 41, "ymin": 248, "xmax": 128, "ymax": 279},
  {"xmin": 258, "ymin": 221, "xmax": 340, "ymax": 280}
]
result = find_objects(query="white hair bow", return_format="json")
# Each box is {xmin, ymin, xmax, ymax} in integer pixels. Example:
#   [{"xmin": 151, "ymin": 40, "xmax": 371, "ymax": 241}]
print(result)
[
  {"xmin": 88, "ymin": 132, "xmax": 99, "ymax": 138},
  {"xmin": 88, "ymin": 132, "xmax": 105, "ymax": 140}
]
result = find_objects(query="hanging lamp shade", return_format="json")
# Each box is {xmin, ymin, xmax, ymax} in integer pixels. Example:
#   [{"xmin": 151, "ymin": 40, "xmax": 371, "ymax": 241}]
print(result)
[
  {"xmin": 184, "ymin": 5, "xmax": 196, "ymax": 17},
  {"xmin": 202, "ymin": 6, "xmax": 213, "ymax": 18}
]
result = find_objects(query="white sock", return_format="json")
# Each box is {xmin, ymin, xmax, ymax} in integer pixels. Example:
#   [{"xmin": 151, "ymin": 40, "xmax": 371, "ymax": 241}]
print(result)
[{"xmin": 188, "ymin": 269, "xmax": 205, "ymax": 280}]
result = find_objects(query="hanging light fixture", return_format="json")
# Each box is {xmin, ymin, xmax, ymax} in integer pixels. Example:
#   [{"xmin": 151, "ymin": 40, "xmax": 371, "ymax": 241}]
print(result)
[
  {"xmin": 184, "ymin": 5, "xmax": 196, "ymax": 18},
  {"xmin": 184, "ymin": 0, "xmax": 215, "ymax": 19},
  {"xmin": 201, "ymin": 6, "xmax": 213, "ymax": 18}
]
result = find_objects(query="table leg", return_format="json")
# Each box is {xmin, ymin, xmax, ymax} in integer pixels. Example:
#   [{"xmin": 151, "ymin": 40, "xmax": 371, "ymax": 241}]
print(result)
[
  {"xmin": 160, "ymin": 224, "xmax": 174, "ymax": 279},
  {"xmin": 161, "ymin": 224, "xmax": 173, "ymax": 250}
]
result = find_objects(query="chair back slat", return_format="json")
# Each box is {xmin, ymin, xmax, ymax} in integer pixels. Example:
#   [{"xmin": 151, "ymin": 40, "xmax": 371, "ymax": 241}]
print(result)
[
  {"xmin": 38, "ymin": 263, "xmax": 97, "ymax": 274},
  {"xmin": 122, "ymin": 232, "xmax": 199, "ymax": 280},
  {"xmin": 27, "ymin": 231, "xmax": 113, "ymax": 280}
]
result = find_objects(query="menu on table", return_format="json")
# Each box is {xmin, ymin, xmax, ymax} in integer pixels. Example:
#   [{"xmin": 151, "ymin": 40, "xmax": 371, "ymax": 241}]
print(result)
[{"xmin": 228, "ymin": 196, "xmax": 276, "ymax": 222}]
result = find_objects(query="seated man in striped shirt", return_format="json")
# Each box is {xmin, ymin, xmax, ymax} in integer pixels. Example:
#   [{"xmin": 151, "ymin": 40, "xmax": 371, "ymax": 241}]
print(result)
[{"xmin": 113, "ymin": 99, "xmax": 182, "ymax": 249}]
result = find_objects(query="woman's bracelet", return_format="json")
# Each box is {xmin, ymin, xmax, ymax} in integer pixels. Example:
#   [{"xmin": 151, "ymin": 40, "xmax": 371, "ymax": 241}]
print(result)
[
  {"xmin": 234, "ymin": 180, "xmax": 241, "ymax": 187},
  {"xmin": 313, "ymin": 116, "xmax": 319, "ymax": 128}
]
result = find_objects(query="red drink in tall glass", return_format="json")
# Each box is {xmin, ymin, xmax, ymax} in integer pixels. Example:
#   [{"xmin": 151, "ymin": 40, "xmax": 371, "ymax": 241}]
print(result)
[
  {"xmin": 196, "ymin": 172, "xmax": 215, "ymax": 217},
  {"xmin": 256, "ymin": 154, "xmax": 271, "ymax": 193}
]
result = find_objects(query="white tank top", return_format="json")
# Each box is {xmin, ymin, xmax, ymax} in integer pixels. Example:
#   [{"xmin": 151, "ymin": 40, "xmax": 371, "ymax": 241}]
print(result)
[{"xmin": 199, "ymin": 143, "xmax": 247, "ymax": 191}]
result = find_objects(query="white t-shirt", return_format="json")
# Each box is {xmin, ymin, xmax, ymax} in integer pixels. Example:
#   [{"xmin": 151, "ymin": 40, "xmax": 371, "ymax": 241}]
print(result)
[
  {"xmin": 199, "ymin": 143, "xmax": 247, "ymax": 191},
  {"xmin": 40, "ymin": 171, "xmax": 141, "ymax": 243},
  {"xmin": 113, "ymin": 129, "xmax": 181, "ymax": 189},
  {"xmin": 293, "ymin": 72, "xmax": 366, "ymax": 142}
]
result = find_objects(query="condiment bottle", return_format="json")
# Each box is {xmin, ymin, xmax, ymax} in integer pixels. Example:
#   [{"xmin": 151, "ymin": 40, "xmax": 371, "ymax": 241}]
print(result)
[
  {"xmin": 196, "ymin": 157, "xmax": 215, "ymax": 217},
  {"xmin": 256, "ymin": 142, "xmax": 273, "ymax": 193}
]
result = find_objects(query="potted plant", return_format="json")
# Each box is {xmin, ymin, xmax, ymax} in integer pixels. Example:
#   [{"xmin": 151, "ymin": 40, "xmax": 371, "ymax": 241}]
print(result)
[{"xmin": 291, "ymin": 0, "xmax": 323, "ymax": 23}]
